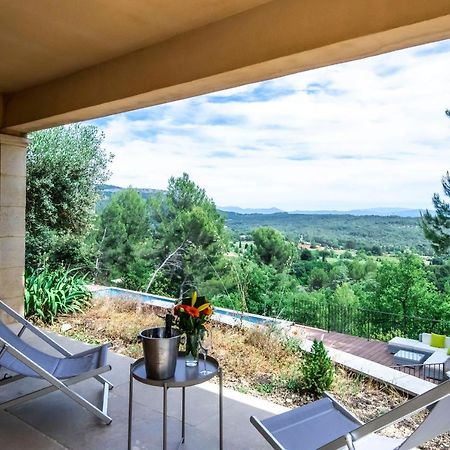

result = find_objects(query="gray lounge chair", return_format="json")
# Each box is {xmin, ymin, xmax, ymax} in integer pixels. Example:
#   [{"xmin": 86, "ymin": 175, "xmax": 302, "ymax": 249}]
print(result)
[
  {"xmin": 0, "ymin": 300, "xmax": 113, "ymax": 424},
  {"xmin": 251, "ymin": 381, "xmax": 450, "ymax": 449}
]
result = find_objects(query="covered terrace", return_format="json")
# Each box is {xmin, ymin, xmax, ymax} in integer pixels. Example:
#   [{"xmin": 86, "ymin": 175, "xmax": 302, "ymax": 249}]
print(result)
[{"xmin": 1, "ymin": 1, "xmax": 450, "ymax": 448}]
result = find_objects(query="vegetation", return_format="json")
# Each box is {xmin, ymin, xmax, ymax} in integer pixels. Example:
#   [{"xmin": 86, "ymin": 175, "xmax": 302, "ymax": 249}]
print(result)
[
  {"xmin": 99, "ymin": 185, "xmax": 430, "ymax": 255},
  {"xmin": 96, "ymin": 184, "xmax": 162, "ymax": 212},
  {"xmin": 97, "ymin": 188, "xmax": 152, "ymax": 289},
  {"xmin": 421, "ymin": 171, "xmax": 450, "ymax": 254},
  {"xmin": 95, "ymin": 177, "xmax": 450, "ymax": 340},
  {"xmin": 252, "ymin": 227, "xmax": 294, "ymax": 270},
  {"xmin": 147, "ymin": 173, "xmax": 227, "ymax": 297},
  {"xmin": 226, "ymin": 212, "xmax": 430, "ymax": 254},
  {"xmin": 24, "ymin": 266, "xmax": 92, "ymax": 323},
  {"xmin": 24, "ymin": 125, "xmax": 450, "ymax": 340},
  {"xmin": 300, "ymin": 340, "xmax": 334, "ymax": 396},
  {"xmin": 26, "ymin": 124, "xmax": 111, "ymax": 269},
  {"xmin": 415, "ymin": 110, "xmax": 450, "ymax": 255}
]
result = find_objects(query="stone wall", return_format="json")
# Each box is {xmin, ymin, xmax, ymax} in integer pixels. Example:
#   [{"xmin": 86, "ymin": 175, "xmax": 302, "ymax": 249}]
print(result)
[{"xmin": 0, "ymin": 134, "xmax": 27, "ymax": 321}]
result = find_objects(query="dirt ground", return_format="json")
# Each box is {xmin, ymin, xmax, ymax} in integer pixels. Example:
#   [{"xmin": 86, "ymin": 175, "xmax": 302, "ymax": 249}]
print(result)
[{"xmin": 43, "ymin": 298, "xmax": 449, "ymax": 449}]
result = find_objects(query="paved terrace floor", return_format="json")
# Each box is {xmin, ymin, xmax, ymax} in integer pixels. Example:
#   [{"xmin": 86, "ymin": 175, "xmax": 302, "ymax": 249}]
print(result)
[{"xmin": 0, "ymin": 329, "xmax": 287, "ymax": 450}]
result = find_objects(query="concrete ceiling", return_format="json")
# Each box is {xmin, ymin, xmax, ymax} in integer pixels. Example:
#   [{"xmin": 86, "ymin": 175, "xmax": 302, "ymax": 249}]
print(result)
[
  {"xmin": 1, "ymin": 0, "xmax": 450, "ymax": 135},
  {"xmin": 0, "ymin": 0, "xmax": 271, "ymax": 93}
]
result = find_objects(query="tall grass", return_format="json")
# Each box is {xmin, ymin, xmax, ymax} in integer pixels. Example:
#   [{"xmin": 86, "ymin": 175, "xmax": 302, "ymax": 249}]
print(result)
[{"xmin": 25, "ymin": 266, "xmax": 92, "ymax": 323}]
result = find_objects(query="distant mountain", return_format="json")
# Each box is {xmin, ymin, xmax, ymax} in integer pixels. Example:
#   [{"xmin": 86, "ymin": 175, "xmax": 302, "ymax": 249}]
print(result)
[
  {"xmin": 221, "ymin": 206, "xmax": 425, "ymax": 217},
  {"xmin": 219, "ymin": 206, "xmax": 284, "ymax": 215},
  {"xmin": 97, "ymin": 186, "xmax": 426, "ymax": 218},
  {"xmin": 100, "ymin": 184, "xmax": 163, "ymax": 197},
  {"xmin": 289, "ymin": 207, "xmax": 425, "ymax": 218}
]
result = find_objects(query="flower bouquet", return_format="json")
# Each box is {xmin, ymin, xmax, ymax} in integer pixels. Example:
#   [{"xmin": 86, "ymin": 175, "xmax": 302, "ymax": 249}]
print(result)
[{"xmin": 173, "ymin": 291, "xmax": 213, "ymax": 366}]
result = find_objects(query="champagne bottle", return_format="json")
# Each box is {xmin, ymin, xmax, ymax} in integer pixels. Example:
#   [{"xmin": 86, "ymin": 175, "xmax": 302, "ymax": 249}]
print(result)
[{"xmin": 164, "ymin": 313, "xmax": 173, "ymax": 338}]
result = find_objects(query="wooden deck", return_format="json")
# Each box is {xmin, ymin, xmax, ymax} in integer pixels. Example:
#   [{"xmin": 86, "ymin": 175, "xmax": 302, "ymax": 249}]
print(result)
[
  {"xmin": 292, "ymin": 326, "xmax": 447, "ymax": 386},
  {"xmin": 293, "ymin": 324, "xmax": 395, "ymax": 367}
]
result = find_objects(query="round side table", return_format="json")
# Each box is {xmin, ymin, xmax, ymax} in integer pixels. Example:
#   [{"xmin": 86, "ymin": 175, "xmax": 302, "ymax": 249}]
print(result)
[{"xmin": 128, "ymin": 354, "xmax": 223, "ymax": 450}]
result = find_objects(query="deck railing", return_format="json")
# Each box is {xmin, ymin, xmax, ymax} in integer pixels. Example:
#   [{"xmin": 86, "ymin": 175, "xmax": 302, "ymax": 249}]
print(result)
[
  {"xmin": 391, "ymin": 362, "xmax": 446, "ymax": 384},
  {"xmin": 278, "ymin": 298, "xmax": 450, "ymax": 341}
]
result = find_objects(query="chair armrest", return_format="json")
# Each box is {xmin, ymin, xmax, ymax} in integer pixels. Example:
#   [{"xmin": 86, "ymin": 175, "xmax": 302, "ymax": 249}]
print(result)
[
  {"xmin": 323, "ymin": 380, "xmax": 450, "ymax": 449},
  {"xmin": 0, "ymin": 300, "xmax": 72, "ymax": 357},
  {"xmin": 70, "ymin": 343, "xmax": 111, "ymax": 358},
  {"xmin": 250, "ymin": 415, "xmax": 285, "ymax": 450}
]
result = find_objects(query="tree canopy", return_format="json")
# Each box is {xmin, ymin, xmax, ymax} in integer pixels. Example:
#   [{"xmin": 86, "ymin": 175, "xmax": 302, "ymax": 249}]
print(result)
[
  {"xmin": 252, "ymin": 226, "xmax": 294, "ymax": 271},
  {"xmin": 421, "ymin": 111, "xmax": 450, "ymax": 253},
  {"xmin": 26, "ymin": 124, "xmax": 111, "ymax": 268},
  {"xmin": 98, "ymin": 188, "xmax": 152, "ymax": 288},
  {"xmin": 148, "ymin": 173, "xmax": 228, "ymax": 297},
  {"xmin": 421, "ymin": 172, "xmax": 450, "ymax": 254}
]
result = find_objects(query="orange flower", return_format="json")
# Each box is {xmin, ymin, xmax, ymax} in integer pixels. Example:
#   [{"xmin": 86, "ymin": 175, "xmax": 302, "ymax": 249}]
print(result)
[
  {"xmin": 175, "ymin": 304, "xmax": 199, "ymax": 318},
  {"xmin": 201, "ymin": 306, "xmax": 213, "ymax": 316}
]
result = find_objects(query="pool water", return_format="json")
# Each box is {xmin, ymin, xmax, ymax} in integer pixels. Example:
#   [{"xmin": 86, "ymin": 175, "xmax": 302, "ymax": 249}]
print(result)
[{"xmin": 92, "ymin": 286, "xmax": 284, "ymax": 327}]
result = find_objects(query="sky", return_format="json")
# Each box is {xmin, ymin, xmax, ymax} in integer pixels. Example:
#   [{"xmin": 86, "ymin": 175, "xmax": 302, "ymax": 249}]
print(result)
[{"xmin": 91, "ymin": 39, "xmax": 450, "ymax": 211}]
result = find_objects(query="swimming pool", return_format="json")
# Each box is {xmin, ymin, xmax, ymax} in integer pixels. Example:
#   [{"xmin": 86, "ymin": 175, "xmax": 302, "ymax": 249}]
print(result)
[{"xmin": 91, "ymin": 286, "xmax": 290, "ymax": 328}]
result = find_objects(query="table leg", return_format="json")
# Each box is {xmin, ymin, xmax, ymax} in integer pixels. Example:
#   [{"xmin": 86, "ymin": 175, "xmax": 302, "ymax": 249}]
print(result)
[
  {"xmin": 219, "ymin": 367, "xmax": 223, "ymax": 450},
  {"xmin": 163, "ymin": 383, "xmax": 168, "ymax": 450},
  {"xmin": 128, "ymin": 364, "xmax": 133, "ymax": 450},
  {"xmin": 182, "ymin": 386, "xmax": 186, "ymax": 443}
]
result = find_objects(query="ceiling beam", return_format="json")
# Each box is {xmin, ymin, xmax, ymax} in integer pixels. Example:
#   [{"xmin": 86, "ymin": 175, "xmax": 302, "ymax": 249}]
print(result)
[{"xmin": 2, "ymin": 0, "xmax": 450, "ymax": 133}]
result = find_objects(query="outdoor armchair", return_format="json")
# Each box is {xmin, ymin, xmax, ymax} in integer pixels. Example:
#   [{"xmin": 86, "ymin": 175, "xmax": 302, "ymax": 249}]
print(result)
[
  {"xmin": 0, "ymin": 300, "xmax": 113, "ymax": 424},
  {"xmin": 251, "ymin": 381, "xmax": 450, "ymax": 449}
]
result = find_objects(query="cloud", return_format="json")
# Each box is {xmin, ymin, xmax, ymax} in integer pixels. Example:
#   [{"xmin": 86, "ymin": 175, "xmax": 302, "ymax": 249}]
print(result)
[
  {"xmin": 208, "ymin": 79, "xmax": 297, "ymax": 103},
  {"xmin": 209, "ymin": 151, "xmax": 236, "ymax": 159},
  {"xmin": 90, "ymin": 38, "xmax": 450, "ymax": 211}
]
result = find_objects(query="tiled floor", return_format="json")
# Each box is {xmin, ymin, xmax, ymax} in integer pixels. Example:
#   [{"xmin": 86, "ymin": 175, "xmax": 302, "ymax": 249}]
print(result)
[{"xmin": 0, "ymin": 329, "xmax": 286, "ymax": 450}]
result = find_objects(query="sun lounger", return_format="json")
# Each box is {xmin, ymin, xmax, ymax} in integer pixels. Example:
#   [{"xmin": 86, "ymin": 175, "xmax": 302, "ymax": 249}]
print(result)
[
  {"xmin": 251, "ymin": 381, "xmax": 450, "ymax": 449},
  {"xmin": 0, "ymin": 300, "xmax": 113, "ymax": 424}
]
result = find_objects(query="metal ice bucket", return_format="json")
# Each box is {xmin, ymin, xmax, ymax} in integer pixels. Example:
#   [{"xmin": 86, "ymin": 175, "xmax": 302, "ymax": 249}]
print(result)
[{"xmin": 139, "ymin": 327, "xmax": 181, "ymax": 379}]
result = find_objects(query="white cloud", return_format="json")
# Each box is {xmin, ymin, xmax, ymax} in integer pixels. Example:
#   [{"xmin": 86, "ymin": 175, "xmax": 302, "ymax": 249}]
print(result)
[{"xmin": 91, "ymin": 39, "xmax": 450, "ymax": 211}]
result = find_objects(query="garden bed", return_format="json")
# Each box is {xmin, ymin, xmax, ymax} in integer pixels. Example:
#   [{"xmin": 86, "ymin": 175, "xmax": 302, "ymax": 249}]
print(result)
[{"xmin": 43, "ymin": 298, "xmax": 449, "ymax": 449}]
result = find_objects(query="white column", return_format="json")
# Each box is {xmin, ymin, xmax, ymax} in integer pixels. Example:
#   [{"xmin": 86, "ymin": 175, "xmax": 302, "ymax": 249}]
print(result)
[{"xmin": 0, "ymin": 134, "xmax": 27, "ymax": 320}]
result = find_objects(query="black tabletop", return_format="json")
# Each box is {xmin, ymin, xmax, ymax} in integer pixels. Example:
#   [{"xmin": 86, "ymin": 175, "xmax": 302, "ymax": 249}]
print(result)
[{"xmin": 131, "ymin": 354, "xmax": 219, "ymax": 387}]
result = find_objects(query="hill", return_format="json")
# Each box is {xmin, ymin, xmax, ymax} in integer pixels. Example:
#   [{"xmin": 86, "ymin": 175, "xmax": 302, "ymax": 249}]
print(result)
[
  {"xmin": 96, "ymin": 185, "xmax": 430, "ymax": 254},
  {"xmin": 220, "ymin": 206, "xmax": 284, "ymax": 214},
  {"xmin": 220, "ymin": 206, "xmax": 424, "ymax": 217},
  {"xmin": 289, "ymin": 207, "xmax": 423, "ymax": 217},
  {"xmin": 96, "ymin": 184, "xmax": 163, "ymax": 211},
  {"xmin": 224, "ymin": 212, "xmax": 430, "ymax": 254}
]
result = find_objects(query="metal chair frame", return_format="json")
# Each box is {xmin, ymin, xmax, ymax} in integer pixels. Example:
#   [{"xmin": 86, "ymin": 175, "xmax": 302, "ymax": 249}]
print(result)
[
  {"xmin": 251, "ymin": 379, "xmax": 450, "ymax": 449},
  {"xmin": 0, "ymin": 300, "xmax": 113, "ymax": 424}
]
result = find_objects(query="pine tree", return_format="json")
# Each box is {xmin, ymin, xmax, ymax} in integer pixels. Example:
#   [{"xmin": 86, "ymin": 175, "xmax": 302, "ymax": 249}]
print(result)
[
  {"xmin": 301, "ymin": 340, "xmax": 334, "ymax": 396},
  {"xmin": 421, "ymin": 172, "xmax": 450, "ymax": 253},
  {"xmin": 98, "ymin": 188, "xmax": 152, "ymax": 288},
  {"xmin": 421, "ymin": 110, "xmax": 450, "ymax": 253}
]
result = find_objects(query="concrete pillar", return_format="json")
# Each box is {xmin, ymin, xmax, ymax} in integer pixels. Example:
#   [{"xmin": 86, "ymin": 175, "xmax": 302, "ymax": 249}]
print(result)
[{"xmin": 0, "ymin": 134, "xmax": 27, "ymax": 320}]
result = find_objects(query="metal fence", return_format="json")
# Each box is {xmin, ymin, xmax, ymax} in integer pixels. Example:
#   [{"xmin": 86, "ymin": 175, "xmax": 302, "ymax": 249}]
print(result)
[
  {"xmin": 391, "ymin": 362, "xmax": 445, "ymax": 384},
  {"xmin": 282, "ymin": 298, "xmax": 450, "ymax": 341}
]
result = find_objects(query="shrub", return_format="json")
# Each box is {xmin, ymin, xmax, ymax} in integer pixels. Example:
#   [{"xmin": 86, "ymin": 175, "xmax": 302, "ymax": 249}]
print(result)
[
  {"xmin": 255, "ymin": 382, "xmax": 275, "ymax": 394},
  {"xmin": 25, "ymin": 266, "xmax": 92, "ymax": 323},
  {"xmin": 370, "ymin": 328, "xmax": 405, "ymax": 342},
  {"xmin": 301, "ymin": 339, "xmax": 334, "ymax": 396}
]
